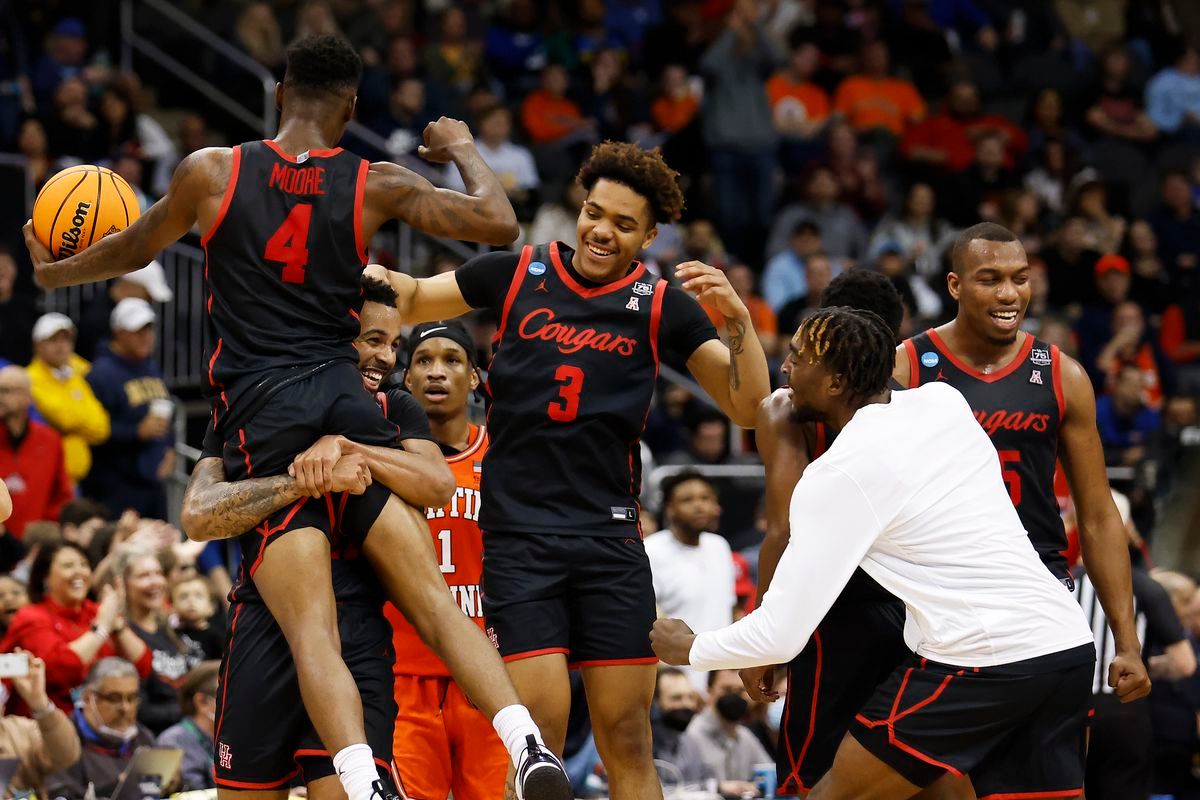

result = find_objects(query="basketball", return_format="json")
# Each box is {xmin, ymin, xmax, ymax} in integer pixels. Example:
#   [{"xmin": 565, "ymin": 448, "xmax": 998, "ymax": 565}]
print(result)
[{"xmin": 31, "ymin": 165, "xmax": 140, "ymax": 260}]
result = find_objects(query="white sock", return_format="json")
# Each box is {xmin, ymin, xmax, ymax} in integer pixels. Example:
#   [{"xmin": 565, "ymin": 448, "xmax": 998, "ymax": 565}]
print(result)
[
  {"xmin": 492, "ymin": 704, "xmax": 545, "ymax": 768},
  {"xmin": 333, "ymin": 744, "xmax": 378, "ymax": 800}
]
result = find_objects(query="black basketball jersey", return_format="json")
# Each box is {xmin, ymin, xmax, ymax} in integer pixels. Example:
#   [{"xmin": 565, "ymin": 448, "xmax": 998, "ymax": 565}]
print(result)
[
  {"xmin": 482, "ymin": 242, "xmax": 666, "ymax": 538},
  {"xmin": 202, "ymin": 140, "xmax": 368, "ymax": 412},
  {"xmin": 904, "ymin": 329, "xmax": 1069, "ymax": 579}
]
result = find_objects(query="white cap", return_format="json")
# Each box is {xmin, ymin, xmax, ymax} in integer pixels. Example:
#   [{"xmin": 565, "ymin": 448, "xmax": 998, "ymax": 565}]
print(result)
[
  {"xmin": 111, "ymin": 297, "xmax": 157, "ymax": 332},
  {"xmin": 32, "ymin": 312, "xmax": 76, "ymax": 343},
  {"xmin": 120, "ymin": 261, "xmax": 173, "ymax": 303}
]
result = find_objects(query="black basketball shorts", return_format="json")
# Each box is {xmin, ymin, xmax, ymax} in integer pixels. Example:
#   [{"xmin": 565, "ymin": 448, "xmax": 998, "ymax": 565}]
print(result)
[
  {"xmin": 481, "ymin": 531, "xmax": 658, "ymax": 666},
  {"xmin": 777, "ymin": 597, "xmax": 908, "ymax": 796},
  {"xmin": 849, "ymin": 644, "xmax": 1095, "ymax": 799},
  {"xmin": 213, "ymin": 600, "xmax": 399, "ymax": 789}
]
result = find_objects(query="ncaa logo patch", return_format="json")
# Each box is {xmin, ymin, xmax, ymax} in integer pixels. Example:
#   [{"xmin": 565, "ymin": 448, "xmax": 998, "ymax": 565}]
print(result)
[
  {"xmin": 528, "ymin": 261, "xmax": 547, "ymax": 276},
  {"xmin": 633, "ymin": 281, "xmax": 654, "ymax": 296},
  {"xmin": 1030, "ymin": 347, "xmax": 1052, "ymax": 366},
  {"xmin": 920, "ymin": 352, "xmax": 940, "ymax": 368}
]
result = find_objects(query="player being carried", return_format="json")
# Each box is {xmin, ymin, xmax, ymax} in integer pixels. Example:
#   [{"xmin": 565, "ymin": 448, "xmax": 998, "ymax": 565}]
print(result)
[
  {"xmin": 653, "ymin": 306, "xmax": 1101, "ymax": 800},
  {"xmin": 24, "ymin": 34, "xmax": 568, "ymax": 800},
  {"xmin": 366, "ymin": 141, "xmax": 772, "ymax": 799}
]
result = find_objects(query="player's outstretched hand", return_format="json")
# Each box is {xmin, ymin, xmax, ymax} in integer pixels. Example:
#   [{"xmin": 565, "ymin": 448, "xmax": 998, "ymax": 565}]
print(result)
[
  {"xmin": 676, "ymin": 261, "xmax": 749, "ymax": 321},
  {"xmin": 290, "ymin": 434, "xmax": 346, "ymax": 498},
  {"xmin": 1109, "ymin": 651, "xmax": 1151, "ymax": 702},
  {"xmin": 23, "ymin": 220, "xmax": 54, "ymax": 285},
  {"xmin": 330, "ymin": 453, "xmax": 372, "ymax": 495},
  {"xmin": 651, "ymin": 618, "xmax": 697, "ymax": 666},
  {"xmin": 419, "ymin": 117, "xmax": 475, "ymax": 164},
  {"xmin": 740, "ymin": 665, "xmax": 780, "ymax": 702}
]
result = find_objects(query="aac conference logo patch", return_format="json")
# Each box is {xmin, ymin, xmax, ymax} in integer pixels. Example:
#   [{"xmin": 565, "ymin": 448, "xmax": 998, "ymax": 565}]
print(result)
[
  {"xmin": 920, "ymin": 351, "xmax": 940, "ymax": 368},
  {"xmin": 528, "ymin": 261, "xmax": 547, "ymax": 276}
]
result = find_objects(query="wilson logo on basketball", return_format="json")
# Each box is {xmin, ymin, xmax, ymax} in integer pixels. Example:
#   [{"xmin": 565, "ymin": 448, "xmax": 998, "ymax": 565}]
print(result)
[
  {"xmin": 518, "ymin": 308, "xmax": 638, "ymax": 356},
  {"xmin": 974, "ymin": 409, "xmax": 1051, "ymax": 436},
  {"xmin": 58, "ymin": 201, "xmax": 92, "ymax": 257}
]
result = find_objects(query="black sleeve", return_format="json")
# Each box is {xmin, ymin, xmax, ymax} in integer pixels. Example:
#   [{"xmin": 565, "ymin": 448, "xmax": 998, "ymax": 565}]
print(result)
[
  {"xmin": 200, "ymin": 419, "xmax": 222, "ymax": 460},
  {"xmin": 384, "ymin": 388, "xmax": 436, "ymax": 442},
  {"xmin": 1132, "ymin": 569, "xmax": 1188, "ymax": 649},
  {"xmin": 454, "ymin": 251, "xmax": 522, "ymax": 311},
  {"xmin": 659, "ymin": 286, "xmax": 719, "ymax": 372}
]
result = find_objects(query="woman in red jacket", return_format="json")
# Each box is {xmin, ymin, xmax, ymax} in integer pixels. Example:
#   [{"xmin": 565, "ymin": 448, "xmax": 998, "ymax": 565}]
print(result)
[{"xmin": 1, "ymin": 542, "xmax": 151, "ymax": 711}]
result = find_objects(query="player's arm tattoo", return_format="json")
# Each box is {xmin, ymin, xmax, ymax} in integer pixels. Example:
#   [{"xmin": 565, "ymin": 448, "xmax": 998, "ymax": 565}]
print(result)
[
  {"xmin": 180, "ymin": 458, "xmax": 303, "ymax": 542},
  {"xmin": 726, "ymin": 318, "xmax": 747, "ymax": 391}
]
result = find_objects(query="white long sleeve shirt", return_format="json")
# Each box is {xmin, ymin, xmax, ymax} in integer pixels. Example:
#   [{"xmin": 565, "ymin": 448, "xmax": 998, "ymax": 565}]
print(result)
[{"xmin": 690, "ymin": 383, "xmax": 1093, "ymax": 671}]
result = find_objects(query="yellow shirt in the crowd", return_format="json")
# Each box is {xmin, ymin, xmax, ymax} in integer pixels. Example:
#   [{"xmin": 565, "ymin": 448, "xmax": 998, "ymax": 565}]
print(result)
[{"xmin": 27, "ymin": 354, "xmax": 111, "ymax": 482}]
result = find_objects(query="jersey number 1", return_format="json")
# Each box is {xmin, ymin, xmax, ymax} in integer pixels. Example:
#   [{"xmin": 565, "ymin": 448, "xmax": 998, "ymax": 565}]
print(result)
[
  {"xmin": 264, "ymin": 204, "xmax": 313, "ymax": 284},
  {"xmin": 998, "ymin": 449, "xmax": 1022, "ymax": 505},
  {"xmin": 548, "ymin": 365, "xmax": 584, "ymax": 422}
]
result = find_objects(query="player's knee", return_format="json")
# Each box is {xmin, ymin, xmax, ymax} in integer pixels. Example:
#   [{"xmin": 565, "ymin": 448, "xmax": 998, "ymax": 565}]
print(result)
[{"xmin": 593, "ymin": 708, "xmax": 653, "ymax": 765}]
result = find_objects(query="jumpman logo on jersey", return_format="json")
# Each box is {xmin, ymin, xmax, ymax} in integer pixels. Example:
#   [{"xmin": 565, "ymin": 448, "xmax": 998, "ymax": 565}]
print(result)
[
  {"xmin": 936, "ymin": 369, "xmax": 946, "ymax": 382},
  {"xmin": 535, "ymin": 279, "xmax": 548, "ymax": 293}
]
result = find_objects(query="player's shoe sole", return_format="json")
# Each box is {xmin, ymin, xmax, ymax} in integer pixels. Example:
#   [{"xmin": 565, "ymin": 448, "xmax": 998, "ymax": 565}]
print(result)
[{"xmin": 516, "ymin": 735, "xmax": 573, "ymax": 800}]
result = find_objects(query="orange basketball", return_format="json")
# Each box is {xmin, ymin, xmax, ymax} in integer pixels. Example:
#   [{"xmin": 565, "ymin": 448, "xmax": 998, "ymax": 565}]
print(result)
[{"xmin": 32, "ymin": 165, "xmax": 141, "ymax": 260}]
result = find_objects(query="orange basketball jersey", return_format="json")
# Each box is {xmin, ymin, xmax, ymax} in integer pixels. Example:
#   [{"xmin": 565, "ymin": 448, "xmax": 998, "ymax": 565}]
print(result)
[{"xmin": 386, "ymin": 425, "xmax": 488, "ymax": 677}]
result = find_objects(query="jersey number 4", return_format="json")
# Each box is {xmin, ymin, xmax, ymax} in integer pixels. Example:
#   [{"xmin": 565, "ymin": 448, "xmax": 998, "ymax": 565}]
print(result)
[
  {"xmin": 548, "ymin": 365, "xmax": 584, "ymax": 422},
  {"xmin": 998, "ymin": 449, "xmax": 1022, "ymax": 505},
  {"xmin": 264, "ymin": 204, "xmax": 313, "ymax": 284}
]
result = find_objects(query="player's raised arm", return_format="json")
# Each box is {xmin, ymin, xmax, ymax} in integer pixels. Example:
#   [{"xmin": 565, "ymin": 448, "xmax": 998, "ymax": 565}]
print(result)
[
  {"xmin": 680, "ymin": 262, "xmax": 771, "ymax": 428},
  {"xmin": 364, "ymin": 118, "xmax": 519, "ymax": 247},
  {"xmin": 1057, "ymin": 353, "xmax": 1150, "ymax": 702},
  {"xmin": 24, "ymin": 148, "xmax": 227, "ymax": 289}
]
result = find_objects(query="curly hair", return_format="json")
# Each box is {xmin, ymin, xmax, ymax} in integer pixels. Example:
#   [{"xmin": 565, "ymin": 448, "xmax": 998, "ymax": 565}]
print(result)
[
  {"xmin": 795, "ymin": 307, "xmax": 895, "ymax": 399},
  {"xmin": 820, "ymin": 270, "xmax": 904, "ymax": 341},
  {"xmin": 361, "ymin": 275, "xmax": 399, "ymax": 307},
  {"xmin": 284, "ymin": 34, "xmax": 362, "ymax": 96},
  {"xmin": 575, "ymin": 141, "xmax": 685, "ymax": 225}
]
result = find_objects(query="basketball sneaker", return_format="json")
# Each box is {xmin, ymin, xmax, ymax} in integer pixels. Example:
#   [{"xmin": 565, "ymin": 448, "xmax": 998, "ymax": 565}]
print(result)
[{"xmin": 516, "ymin": 735, "xmax": 572, "ymax": 800}]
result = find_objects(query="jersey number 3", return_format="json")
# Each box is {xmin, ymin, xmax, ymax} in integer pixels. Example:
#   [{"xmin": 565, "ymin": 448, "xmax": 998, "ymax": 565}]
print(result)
[
  {"xmin": 998, "ymin": 449, "xmax": 1022, "ymax": 506},
  {"xmin": 548, "ymin": 365, "xmax": 584, "ymax": 422},
  {"xmin": 264, "ymin": 204, "xmax": 313, "ymax": 284}
]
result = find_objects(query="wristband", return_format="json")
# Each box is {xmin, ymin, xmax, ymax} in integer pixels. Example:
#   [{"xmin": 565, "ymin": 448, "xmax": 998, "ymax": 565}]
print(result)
[{"xmin": 90, "ymin": 623, "xmax": 110, "ymax": 641}]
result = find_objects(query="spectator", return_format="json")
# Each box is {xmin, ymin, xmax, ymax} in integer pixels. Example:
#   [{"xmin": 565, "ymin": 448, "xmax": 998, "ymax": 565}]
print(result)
[
  {"xmin": 1043, "ymin": 217, "xmax": 1101, "ymax": 310},
  {"xmin": 84, "ymin": 299, "xmax": 175, "ymax": 519},
  {"xmin": 650, "ymin": 64, "xmax": 701, "ymax": 137},
  {"xmin": 528, "ymin": 182, "xmax": 587, "ymax": 249},
  {"xmin": 444, "ymin": 105, "xmax": 539, "ymax": 219},
  {"xmin": 765, "ymin": 39, "xmax": 830, "ymax": 162},
  {"xmin": 645, "ymin": 472, "xmax": 735, "ymax": 691},
  {"xmin": 423, "ymin": 7, "xmax": 485, "ymax": 119},
  {"xmin": 0, "ymin": 650, "xmax": 81, "ymax": 796},
  {"xmin": 684, "ymin": 670, "xmax": 770, "ymax": 797},
  {"xmin": 483, "ymin": 0, "xmax": 548, "ymax": 92},
  {"xmin": 777, "ymin": 251, "xmax": 836, "ymax": 335},
  {"xmin": 832, "ymin": 40, "xmax": 925, "ymax": 138},
  {"xmin": 650, "ymin": 667, "xmax": 713, "ymax": 786},
  {"xmin": 0, "ymin": 366, "xmax": 72, "ymax": 539},
  {"xmin": 943, "ymin": 131, "xmax": 1020, "ymax": 226},
  {"xmin": 663, "ymin": 411, "xmax": 748, "ymax": 467},
  {"xmin": 17, "ymin": 118, "xmax": 56, "ymax": 190},
  {"xmin": 762, "ymin": 221, "xmax": 822, "ymax": 313},
  {"xmin": 901, "ymin": 79, "xmax": 1029, "ymax": 175},
  {"xmin": 0, "ymin": 575, "xmax": 29, "ymax": 634},
  {"xmin": 27, "ymin": 314, "xmax": 110, "ymax": 484},
  {"xmin": 521, "ymin": 64, "xmax": 590, "ymax": 146},
  {"xmin": 699, "ymin": 0, "xmax": 781, "ymax": 263},
  {"xmin": 1023, "ymin": 138, "xmax": 1075, "ymax": 222},
  {"xmin": 95, "ymin": 82, "xmax": 139, "ymax": 163},
  {"xmin": 234, "ymin": 2, "xmax": 286, "ymax": 72},
  {"xmin": 1097, "ymin": 364, "xmax": 1162, "ymax": 468},
  {"xmin": 0, "ymin": 247, "xmax": 37, "ymax": 366},
  {"xmin": 1084, "ymin": 43, "xmax": 1157, "ymax": 144},
  {"xmin": 1069, "ymin": 174, "xmax": 1125, "ymax": 255},
  {"xmin": 1145, "ymin": 39, "xmax": 1200, "ymax": 139},
  {"xmin": 1055, "ymin": 0, "xmax": 1125, "ymax": 56},
  {"xmin": 1, "ymin": 542, "xmax": 150, "ymax": 712},
  {"xmin": 868, "ymin": 182, "xmax": 957, "ymax": 280},
  {"xmin": 767, "ymin": 166, "xmax": 867, "ymax": 262},
  {"xmin": 58, "ymin": 499, "xmax": 109, "ymax": 552},
  {"xmin": 1024, "ymin": 87, "xmax": 1087, "ymax": 164},
  {"xmin": 1124, "ymin": 219, "xmax": 1172, "ymax": 314},
  {"xmin": 115, "ymin": 547, "xmax": 192, "ymax": 734},
  {"xmin": 876, "ymin": 244, "xmax": 941, "ymax": 321},
  {"xmin": 170, "ymin": 577, "xmax": 223, "ymax": 661},
  {"xmin": 45, "ymin": 658, "xmax": 156, "ymax": 800},
  {"xmin": 43, "ymin": 77, "xmax": 101, "ymax": 163},
  {"xmin": 681, "ymin": 219, "xmax": 727, "ymax": 268},
  {"xmin": 1096, "ymin": 301, "xmax": 1169, "ymax": 408},
  {"xmin": 888, "ymin": 0, "xmax": 998, "ymax": 50},
  {"xmin": 642, "ymin": 0, "xmax": 708, "ymax": 77},
  {"xmin": 578, "ymin": 48, "xmax": 640, "ymax": 143},
  {"xmin": 999, "ymin": 189, "xmax": 1046, "ymax": 254},
  {"xmin": 155, "ymin": 662, "xmax": 219, "ymax": 791},
  {"xmin": 292, "ymin": 0, "xmax": 342, "ymax": 41},
  {"xmin": 1149, "ymin": 170, "xmax": 1200, "ymax": 288},
  {"xmin": 30, "ymin": 18, "xmax": 93, "ymax": 109},
  {"xmin": 76, "ymin": 261, "xmax": 173, "ymax": 363},
  {"xmin": 1159, "ymin": 287, "xmax": 1200, "ymax": 394},
  {"xmin": 824, "ymin": 122, "xmax": 888, "ymax": 222}
]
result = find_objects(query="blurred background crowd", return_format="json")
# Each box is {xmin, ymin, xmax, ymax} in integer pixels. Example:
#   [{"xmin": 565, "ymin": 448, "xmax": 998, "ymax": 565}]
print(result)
[{"xmin": 0, "ymin": 0, "xmax": 1199, "ymax": 797}]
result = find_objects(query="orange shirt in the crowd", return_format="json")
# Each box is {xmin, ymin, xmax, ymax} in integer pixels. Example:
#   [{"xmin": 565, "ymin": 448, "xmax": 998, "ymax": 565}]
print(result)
[
  {"xmin": 704, "ymin": 296, "xmax": 778, "ymax": 336},
  {"xmin": 651, "ymin": 94, "xmax": 700, "ymax": 134},
  {"xmin": 765, "ymin": 74, "xmax": 830, "ymax": 129},
  {"xmin": 1105, "ymin": 342, "xmax": 1164, "ymax": 409},
  {"xmin": 833, "ymin": 76, "xmax": 926, "ymax": 136},
  {"xmin": 1160, "ymin": 304, "xmax": 1200, "ymax": 364},
  {"xmin": 521, "ymin": 92, "xmax": 585, "ymax": 144},
  {"xmin": 386, "ymin": 426, "xmax": 489, "ymax": 678}
]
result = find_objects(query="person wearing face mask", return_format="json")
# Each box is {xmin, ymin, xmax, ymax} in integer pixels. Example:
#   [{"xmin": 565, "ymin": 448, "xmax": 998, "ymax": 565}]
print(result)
[
  {"xmin": 46, "ymin": 657, "xmax": 156, "ymax": 800},
  {"xmin": 650, "ymin": 668, "xmax": 713, "ymax": 787},
  {"xmin": 155, "ymin": 662, "xmax": 218, "ymax": 791},
  {"xmin": 684, "ymin": 670, "xmax": 770, "ymax": 798},
  {"xmin": 1, "ymin": 543, "xmax": 150, "ymax": 713}
]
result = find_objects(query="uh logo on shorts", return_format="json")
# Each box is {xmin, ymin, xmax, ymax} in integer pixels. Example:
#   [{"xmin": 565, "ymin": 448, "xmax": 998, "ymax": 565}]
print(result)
[{"xmin": 219, "ymin": 741, "xmax": 233, "ymax": 770}]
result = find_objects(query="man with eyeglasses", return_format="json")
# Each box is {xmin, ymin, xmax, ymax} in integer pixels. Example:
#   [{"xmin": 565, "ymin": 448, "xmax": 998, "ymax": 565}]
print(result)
[{"xmin": 47, "ymin": 657, "xmax": 156, "ymax": 800}]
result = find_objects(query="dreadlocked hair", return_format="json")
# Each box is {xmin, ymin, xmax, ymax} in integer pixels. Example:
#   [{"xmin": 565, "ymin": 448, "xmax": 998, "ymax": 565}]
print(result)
[{"xmin": 795, "ymin": 307, "xmax": 894, "ymax": 399}]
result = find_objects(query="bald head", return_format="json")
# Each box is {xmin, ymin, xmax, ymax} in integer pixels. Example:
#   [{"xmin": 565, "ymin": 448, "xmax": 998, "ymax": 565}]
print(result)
[{"xmin": 0, "ymin": 366, "xmax": 31, "ymax": 421}]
